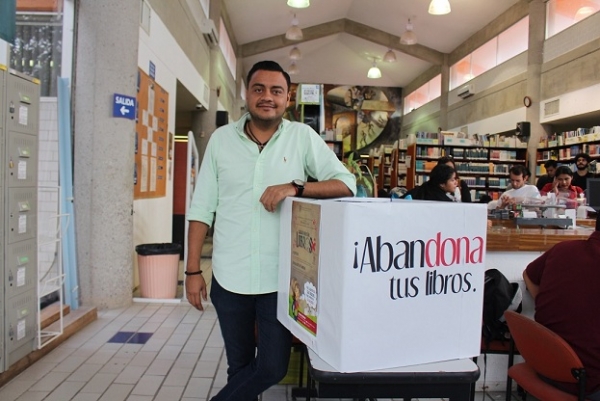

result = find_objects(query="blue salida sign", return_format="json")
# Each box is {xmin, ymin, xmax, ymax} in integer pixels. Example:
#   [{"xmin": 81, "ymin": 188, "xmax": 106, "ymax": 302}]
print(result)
[{"xmin": 113, "ymin": 93, "xmax": 136, "ymax": 120}]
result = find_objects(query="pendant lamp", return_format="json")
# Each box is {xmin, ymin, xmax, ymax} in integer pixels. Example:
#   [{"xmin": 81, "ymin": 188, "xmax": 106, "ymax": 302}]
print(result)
[
  {"xmin": 289, "ymin": 46, "xmax": 302, "ymax": 60},
  {"xmin": 367, "ymin": 61, "xmax": 381, "ymax": 79},
  {"xmin": 400, "ymin": 19, "xmax": 417, "ymax": 46},
  {"xmin": 285, "ymin": 14, "xmax": 303, "ymax": 41},
  {"xmin": 428, "ymin": 0, "xmax": 451, "ymax": 15},
  {"xmin": 287, "ymin": 0, "xmax": 310, "ymax": 8},
  {"xmin": 384, "ymin": 49, "xmax": 397, "ymax": 63},
  {"xmin": 288, "ymin": 62, "xmax": 299, "ymax": 75}
]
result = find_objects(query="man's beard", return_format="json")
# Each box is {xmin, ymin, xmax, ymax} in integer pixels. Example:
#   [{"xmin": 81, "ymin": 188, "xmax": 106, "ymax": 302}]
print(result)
[{"xmin": 577, "ymin": 163, "xmax": 588, "ymax": 171}]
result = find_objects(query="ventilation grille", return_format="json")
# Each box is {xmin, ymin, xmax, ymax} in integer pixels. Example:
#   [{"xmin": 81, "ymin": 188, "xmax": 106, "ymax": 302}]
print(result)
[{"xmin": 544, "ymin": 99, "xmax": 560, "ymax": 117}]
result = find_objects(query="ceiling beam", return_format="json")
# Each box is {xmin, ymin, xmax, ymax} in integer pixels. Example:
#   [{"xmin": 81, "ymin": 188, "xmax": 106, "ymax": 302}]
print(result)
[
  {"xmin": 344, "ymin": 19, "xmax": 444, "ymax": 65},
  {"xmin": 240, "ymin": 18, "xmax": 445, "ymax": 65},
  {"xmin": 241, "ymin": 19, "xmax": 346, "ymax": 58}
]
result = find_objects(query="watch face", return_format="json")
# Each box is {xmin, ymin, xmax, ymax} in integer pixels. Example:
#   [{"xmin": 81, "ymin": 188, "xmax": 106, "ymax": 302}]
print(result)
[{"xmin": 293, "ymin": 179, "xmax": 305, "ymax": 187}]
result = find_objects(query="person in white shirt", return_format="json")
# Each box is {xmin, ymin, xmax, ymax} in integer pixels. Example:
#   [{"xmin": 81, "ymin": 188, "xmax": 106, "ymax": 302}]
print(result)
[{"xmin": 497, "ymin": 165, "xmax": 540, "ymax": 209}]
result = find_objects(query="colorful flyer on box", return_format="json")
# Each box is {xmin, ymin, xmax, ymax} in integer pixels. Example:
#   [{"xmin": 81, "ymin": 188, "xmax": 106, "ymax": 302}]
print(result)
[{"xmin": 289, "ymin": 201, "xmax": 320, "ymax": 335}]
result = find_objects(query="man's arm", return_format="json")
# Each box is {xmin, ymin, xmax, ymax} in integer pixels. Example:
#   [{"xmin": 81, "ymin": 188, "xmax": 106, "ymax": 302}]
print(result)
[
  {"xmin": 522, "ymin": 270, "xmax": 539, "ymax": 299},
  {"xmin": 259, "ymin": 179, "xmax": 353, "ymax": 212},
  {"xmin": 185, "ymin": 220, "xmax": 210, "ymax": 310}
]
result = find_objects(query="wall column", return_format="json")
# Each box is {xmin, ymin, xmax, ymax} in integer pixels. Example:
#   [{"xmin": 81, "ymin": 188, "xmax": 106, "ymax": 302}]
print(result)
[
  {"xmin": 525, "ymin": 0, "xmax": 547, "ymax": 178},
  {"xmin": 73, "ymin": 0, "xmax": 140, "ymax": 309}
]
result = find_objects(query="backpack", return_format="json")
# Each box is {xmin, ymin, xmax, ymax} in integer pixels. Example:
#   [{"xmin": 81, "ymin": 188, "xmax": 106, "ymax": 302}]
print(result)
[{"xmin": 482, "ymin": 268, "xmax": 522, "ymax": 347}]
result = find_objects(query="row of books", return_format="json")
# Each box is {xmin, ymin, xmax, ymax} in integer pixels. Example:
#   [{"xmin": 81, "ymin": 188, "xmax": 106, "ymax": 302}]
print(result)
[
  {"xmin": 489, "ymin": 149, "xmax": 521, "ymax": 162},
  {"xmin": 538, "ymin": 127, "xmax": 600, "ymax": 147},
  {"xmin": 537, "ymin": 143, "xmax": 600, "ymax": 161},
  {"xmin": 414, "ymin": 174, "xmax": 508, "ymax": 192},
  {"xmin": 412, "ymin": 131, "xmax": 528, "ymax": 148}
]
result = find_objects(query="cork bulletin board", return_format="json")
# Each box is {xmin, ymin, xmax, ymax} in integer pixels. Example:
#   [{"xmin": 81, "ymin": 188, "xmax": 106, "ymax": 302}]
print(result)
[{"xmin": 134, "ymin": 68, "xmax": 169, "ymax": 199}]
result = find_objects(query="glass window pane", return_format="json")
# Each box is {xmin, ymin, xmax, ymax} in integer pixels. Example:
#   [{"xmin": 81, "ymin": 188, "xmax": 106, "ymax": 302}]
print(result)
[
  {"xmin": 429, "ymin": 74, "xmax": 441, "ymax": 99},
  {"xmin": 547, "ymin": 0, "xmax": 600, "ymax": 38},
  {"xmin": 450, "ymin": 55, "xmax": 471, "ymax": 90},
  {"xmin": 471, "ymin": 38, "xmax": 497, "ymax": 77},
  {"xmin": 498, "ymin": 17, "xmax": 528, "ymax": 64}
]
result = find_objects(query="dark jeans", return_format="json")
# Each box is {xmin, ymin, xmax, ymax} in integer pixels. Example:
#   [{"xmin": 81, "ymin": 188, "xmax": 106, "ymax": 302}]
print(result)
[{"xmin": 210, "ymin": 277, "xmax": 292, "ymax": 401}]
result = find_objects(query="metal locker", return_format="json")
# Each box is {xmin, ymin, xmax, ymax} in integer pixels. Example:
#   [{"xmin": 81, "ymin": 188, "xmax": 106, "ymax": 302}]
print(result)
[
  {"xmin": 5, "ymin": 291, "xmax": 37, "ymax": 367},
  {"xmin": 5, "ymin": 131, "xmax": 38, "ymax": 188},
  {"xmin": 4, "ymin": 71, "xmax": 40, "ymax": 136},
  {"xmin": 4, "ymin": 239, "xmax": 37, "ymax": 299},
  {"xmin": 6, "ymin": 187, "xmax": 37, "ymax": 244}
]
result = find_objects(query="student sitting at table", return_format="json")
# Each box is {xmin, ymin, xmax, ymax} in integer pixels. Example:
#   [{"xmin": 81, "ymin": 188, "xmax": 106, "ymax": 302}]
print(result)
[
  {"xmin": 523, "ymin": 214, "xmax": 600, "ymax": 400},
  {"xmin": 539, "ymin": 165, "xmax": 584, "ymax": 200},
  {"xmin": 438, "ymin": 156, "xmax": 472, "ymax": 202},
  {"xmin": 402, "ymin": 164, "xmax": 457, "ymax": 202},
  {"xmin": 495, "ymin": 165, "xmax": 540, "ymax": 209}
]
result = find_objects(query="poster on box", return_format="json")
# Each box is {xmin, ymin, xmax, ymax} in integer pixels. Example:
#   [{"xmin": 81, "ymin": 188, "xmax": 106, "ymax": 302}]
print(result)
[
  {"xmin": 289, "ymin": 201, "xmax": 320, "ymax": 335},
  {"xmin": 278, "ymin": 198, "xmax": 487, "ymax": 372}
]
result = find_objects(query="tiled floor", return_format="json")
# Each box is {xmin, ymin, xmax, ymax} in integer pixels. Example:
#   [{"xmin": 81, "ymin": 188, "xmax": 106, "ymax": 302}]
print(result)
[{"xmin": 0, "ymin": 247, "xmax": 532, "ymax": 401}]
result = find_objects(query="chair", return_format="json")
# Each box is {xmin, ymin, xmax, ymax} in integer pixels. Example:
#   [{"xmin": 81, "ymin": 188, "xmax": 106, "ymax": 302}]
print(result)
[{"xmin": 504, "ymin": 310, "xmax": 588, "ymax": 401}]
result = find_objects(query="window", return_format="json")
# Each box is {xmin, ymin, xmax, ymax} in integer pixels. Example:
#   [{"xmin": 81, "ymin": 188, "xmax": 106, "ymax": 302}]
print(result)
[
  {"xmin": 450, "ymin": 17, "xmax": 528, "ymax": 90},
  {"xmin": 219, "ymin": 18, "xmax": 236, "ymax": 80},
  {"xmin": 404, "ymin": 74, "xmax": 441, "ymax": 114},
  {"xmin": 546, "ymin": 0, "xmax": 600, "ymax": 38},
  {"xmin": 10, "ymin": 12, "xmax": 63, "ymax": 96}
]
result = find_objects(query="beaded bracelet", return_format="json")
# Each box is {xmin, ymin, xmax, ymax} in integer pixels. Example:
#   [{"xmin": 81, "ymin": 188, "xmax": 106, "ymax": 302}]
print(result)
[{"xmin": 184, "ymin": 270, "xmax": 203, "ymax": 276}]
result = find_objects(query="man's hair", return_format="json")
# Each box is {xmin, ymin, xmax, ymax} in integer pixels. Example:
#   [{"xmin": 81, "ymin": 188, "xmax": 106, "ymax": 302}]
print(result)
[
  {"xmin": 575, "ymin": 153, "xmax": 591, "ymax": 163},
  {"xmin": 437, "ymin": 156, "xmax": 455, "ymax": 167},
  {"xmin": 509, "ymin": 165, "xmax": 530, "ymax": 179},
  {"xmin": 429, "ymin": 164, "xmax": 455, "ymax": 186},
  {"xmin": 246, "ymin": 60, "xmax": 291, "ymax": 91},
  {"xmin": 543, "ymin": 159, "xmax": 558, "ymax": 169},
  {"xmin": 554, "ymin": 165, "xmax": 573, "ymax": 177}
]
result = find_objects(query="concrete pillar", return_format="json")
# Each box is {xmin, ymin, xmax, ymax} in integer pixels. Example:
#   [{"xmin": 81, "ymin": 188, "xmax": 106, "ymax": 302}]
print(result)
[
  {"xmin": 193, "ymin": 0, "xmax": 222, "ymax": 160},
  {"xmin": 525, "ymin": 0, "xmax": 548, "ymax": 180},
  {"xmin": 73, "ymin": 0, "xmax": 140, "ymax": 309}
]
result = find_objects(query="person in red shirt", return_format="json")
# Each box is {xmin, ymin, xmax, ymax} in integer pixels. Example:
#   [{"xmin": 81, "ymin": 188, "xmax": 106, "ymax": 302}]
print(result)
[
  {"xmin": 523, "ymin": 215, "xmax": 600, "ymax": 400},
  {"xmin": 540, "ymin": 165, "xmax": 584, "ymax": 200}
]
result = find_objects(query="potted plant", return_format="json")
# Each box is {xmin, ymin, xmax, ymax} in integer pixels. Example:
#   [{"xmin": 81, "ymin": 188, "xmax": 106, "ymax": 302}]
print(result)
[{"xmin": 344, "ymin": 152, "xmax": 375, "ymax": 197}]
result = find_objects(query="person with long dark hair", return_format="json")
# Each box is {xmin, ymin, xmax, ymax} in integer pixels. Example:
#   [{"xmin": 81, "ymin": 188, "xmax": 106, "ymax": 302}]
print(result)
[
  {"xmin": 402, "ymin": 164, "xmax": 458, "ymax": 202},
  {"xmin": 438, "ymin": 156, "xmax": 472, "ymax": 202}
]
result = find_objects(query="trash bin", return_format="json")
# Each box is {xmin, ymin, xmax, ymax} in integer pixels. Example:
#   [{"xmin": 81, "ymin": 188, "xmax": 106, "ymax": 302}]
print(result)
[{"xmin": 135, "ymin": 243, "xmax": 182, "ymax": 299}]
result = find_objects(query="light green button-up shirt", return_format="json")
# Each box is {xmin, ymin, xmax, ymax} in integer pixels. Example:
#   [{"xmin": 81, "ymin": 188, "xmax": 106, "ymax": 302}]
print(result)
[{"xmin": 187, "ymin": 113, "xmax": 356, "ymax": 295}]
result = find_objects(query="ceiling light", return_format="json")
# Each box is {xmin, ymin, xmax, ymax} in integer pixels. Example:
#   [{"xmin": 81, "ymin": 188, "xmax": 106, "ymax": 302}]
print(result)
[
  {"xmin": 428, "ymin": 0, "xmax": 451, "ymax": 15},
  {"xmin": 289, "ymin": 46, "xmax": 302, "ymax": 60},
  {"xmin": 288, "ymin": 61, "xmax": 299, "ymax": 75},
  {"xmin": 400, "ymin": 19, "xmax": 417, "ymax": 45},
  {"xmin": 287, "ymin": 0, "xmax": 310, "ymax": 8},
  {"xmin": 367, "ymin": 60, "xmax": 381, "ymax": 79},
  {"xmin": 383, "ymin": 49, "xmax": 397, "ymax": 63},
  {"xmin": 285, "ymin": 14, "xmax": 303, "ymax": 41}
]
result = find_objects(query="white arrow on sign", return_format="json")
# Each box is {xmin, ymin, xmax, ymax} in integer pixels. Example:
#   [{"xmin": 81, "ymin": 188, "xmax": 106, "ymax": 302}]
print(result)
[{"xmin": 120, "ymin": 106, "xmax": 130, "ymax": 115}]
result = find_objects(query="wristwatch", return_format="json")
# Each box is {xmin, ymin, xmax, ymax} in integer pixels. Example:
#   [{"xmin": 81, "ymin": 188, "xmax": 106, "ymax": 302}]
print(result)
[{"xmin": 291, "ymin": 179, "xmax": 305, "ymax": 197}]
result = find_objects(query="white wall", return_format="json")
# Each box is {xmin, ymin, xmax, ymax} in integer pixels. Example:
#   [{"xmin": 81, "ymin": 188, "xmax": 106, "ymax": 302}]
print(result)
[
  {"xmin": 449, "ymin": 108, "xmax": 527, "ymax": 135},
  {"xmin": 133, "ymin": 4, "xmax": 210, "ymax": 284},
  {"xmin": 540, "ymin": 83, "xmax": 600, "ymax": 124}
]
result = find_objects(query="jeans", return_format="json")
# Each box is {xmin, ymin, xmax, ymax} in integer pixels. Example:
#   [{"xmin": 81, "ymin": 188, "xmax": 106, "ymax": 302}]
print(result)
[{"xmin": 210, "ymin": 277, "xmax": 292, "ymax": 401}]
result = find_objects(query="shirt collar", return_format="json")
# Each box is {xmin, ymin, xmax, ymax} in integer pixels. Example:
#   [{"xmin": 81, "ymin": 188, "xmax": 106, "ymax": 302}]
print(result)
[{"xmin": 235, "ymin": 113, "xmax": 287, "ymax": 140}]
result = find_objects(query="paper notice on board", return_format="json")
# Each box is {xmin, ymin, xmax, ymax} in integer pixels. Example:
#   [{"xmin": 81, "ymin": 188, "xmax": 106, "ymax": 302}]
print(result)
[
  {"xmin": 141, "ymin": 156, "xmax": 149, "ymax": 192},
  {"xmin": 289, "ymin": 201, "xmax": 320, "ymax": 335},
  {"xmin": 150, "ymin": 157, "xmax": 157, "ymax": 192}
]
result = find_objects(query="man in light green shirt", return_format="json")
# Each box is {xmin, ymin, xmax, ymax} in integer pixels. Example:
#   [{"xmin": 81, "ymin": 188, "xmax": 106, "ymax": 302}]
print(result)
[{"xmin": 186, "ymin": 60, "xmax": 355, "ymax": 401}]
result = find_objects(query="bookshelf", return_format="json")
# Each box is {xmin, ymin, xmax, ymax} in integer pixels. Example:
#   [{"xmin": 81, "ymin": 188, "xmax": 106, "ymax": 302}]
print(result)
[
  {"xmin": 406, "ymin": 131, "xmax": 528, "ymax": 200},
  {"xmin": 535, "ymin": 127, "xmax": 600, "ymax": 176}
]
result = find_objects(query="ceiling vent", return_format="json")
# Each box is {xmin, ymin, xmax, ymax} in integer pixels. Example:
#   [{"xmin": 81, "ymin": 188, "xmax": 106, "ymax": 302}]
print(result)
[
  {"xmin": 543, "ymin": 99, "xmax": 560, "ymax": 117},
  {"xmin": 457, "ymin": 84, "xmax": 474, "ymax": 99},
  {"xmin": 200, "ymin": 19, "xmax": 219, "ymax": 48}
]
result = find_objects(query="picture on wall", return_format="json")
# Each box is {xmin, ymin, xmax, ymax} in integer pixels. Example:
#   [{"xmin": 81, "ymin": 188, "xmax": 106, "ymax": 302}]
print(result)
[{"xmin": 325, "ymin": 85, "xmax": 402, "ymax": 155}]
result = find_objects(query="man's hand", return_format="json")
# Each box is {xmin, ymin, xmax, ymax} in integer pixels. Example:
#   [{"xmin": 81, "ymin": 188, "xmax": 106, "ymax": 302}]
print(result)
[
  {"xmin": 260, "ymin": 183, "xmax": 296, "ymax": 212},
  {"xmin": 498, "ymin": 196, "xmax": 514, "ymax": 209},
  {"xmin": 185, "ymin": 274, "xmax": 208, "ymax": 311}
]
